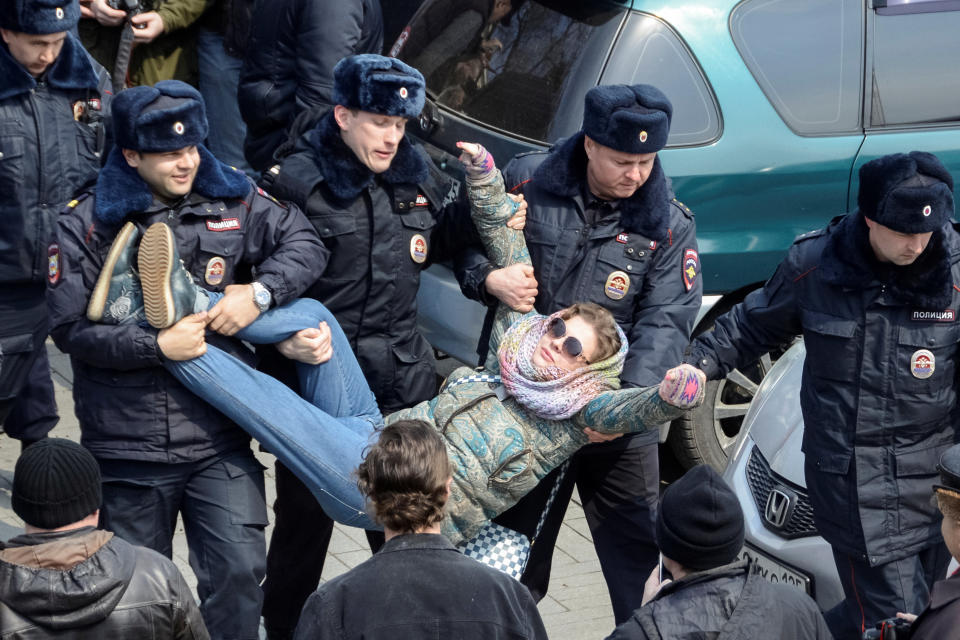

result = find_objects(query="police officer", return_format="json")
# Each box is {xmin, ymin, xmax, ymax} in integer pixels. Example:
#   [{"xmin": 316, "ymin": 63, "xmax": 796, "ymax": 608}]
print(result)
[
  {"xmin": 687, "ymin": 152, "xmax": 960, "ymax": 640},
  {"xmin": 903, "ymin": 444, "xmax": 960, "ymax": 640},
  {"xmin": 460, "ymin": 84, "xmax": 702, "ymax": 623},
  {"xmin": 0, "ymin": 0, "xmax": 111, "ymax": 449},
  {"xmin": 256, "ymin": 54, "xmax": 510, "ymax": 638},
  {"xmin": 47, "ymin": 80, "xmax": 326, "ymax": 640}
]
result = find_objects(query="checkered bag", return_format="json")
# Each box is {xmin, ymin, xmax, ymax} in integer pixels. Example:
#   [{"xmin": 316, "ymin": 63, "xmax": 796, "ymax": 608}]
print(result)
[
  {"xmin": 458, "ymin": 461, "xmax": 573, "ymax": 580},
  {"xmin": 459, "ymin": 522, "xmax": 531, "ymax": 580}
]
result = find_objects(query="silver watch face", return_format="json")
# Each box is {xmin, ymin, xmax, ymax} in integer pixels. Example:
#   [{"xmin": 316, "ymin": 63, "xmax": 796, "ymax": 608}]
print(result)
[{"xmin": 253, "ymin": 284, "xmax": 270, "ymax": 309}]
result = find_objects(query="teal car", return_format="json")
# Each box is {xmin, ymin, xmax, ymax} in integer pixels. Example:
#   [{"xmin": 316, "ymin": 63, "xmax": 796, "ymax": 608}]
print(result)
[{"xmin": 395, "ymin": 0, "xmax": 960, "ymax": 468}]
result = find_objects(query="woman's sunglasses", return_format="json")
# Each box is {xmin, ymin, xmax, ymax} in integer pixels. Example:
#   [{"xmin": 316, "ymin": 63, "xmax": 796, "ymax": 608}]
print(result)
[{"xmin": 548, "ymin": 317, "xmax": 589, "ymax": 364}]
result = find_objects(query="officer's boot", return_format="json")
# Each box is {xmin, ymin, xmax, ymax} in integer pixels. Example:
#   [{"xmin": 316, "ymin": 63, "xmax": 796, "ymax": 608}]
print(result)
[
  {"xmin": 87, "ymin": 221, "xmax": 146, "ymax": 325},
  {"xmin": 138, "ymin": 222, "xmax": 211, "ymax": 329}
]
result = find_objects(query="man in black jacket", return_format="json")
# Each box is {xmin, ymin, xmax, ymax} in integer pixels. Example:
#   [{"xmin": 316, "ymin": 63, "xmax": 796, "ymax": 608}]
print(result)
[
  {"xmin": 48, "ymin": 81, "xmax": 327, "ymax": 640},
  {"xmin": 607, "ymin": 464, "xmax": 831, "ymax": 640},
  {"xmin": 0, "ymin": 0, "xmax": 111, "ymax": 450},
  {"xmin": 0, "ymin": 438, "xmax": 209, "ymax": 638},
  {"xmin": 256, "ymin": 54, "xmax": 512, "ymax": 638},
  {"xmin": 294, "ymin": 420, "xmax": 548, "ymax": 640},
  {"xmin": 687, "ymin": 151, "xmax": 960, "ymax": 640},
  {"xmin": 238, "ymin": 0, "xmax": 383, "ymax": 173}
]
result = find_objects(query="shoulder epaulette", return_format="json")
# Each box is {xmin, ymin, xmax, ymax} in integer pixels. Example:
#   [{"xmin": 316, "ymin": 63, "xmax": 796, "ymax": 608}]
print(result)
[
  {"xmin": 60, "ymin": 191, "xmax": 93, "ymax": 215},
  {"xmin": 513, "ymin": 149, "xmax": 547, "ymax": 160},
  {"xmin": 256, "ymin": 185, "xmax": 287, "ymax": 209},
  {"xmin": 794, "ymin": 227, "xmax": 827, "ymax": 244},
  {"xmin": 671, "ymin": 198, "xmax": 694, "ymax": 219}
]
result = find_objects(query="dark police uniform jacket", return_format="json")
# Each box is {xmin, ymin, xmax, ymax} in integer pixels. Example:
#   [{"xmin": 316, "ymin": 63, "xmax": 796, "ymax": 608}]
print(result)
[
  {"xmin": 261, "ymin": 112, "xmax": 482, "ymax": 410},
  {"xmin": 48, "ymin": 147, "xmax": 327, "ymax": 463},
  {"xmin": 460, "ymin": 133, "xmax": 701, "ymax": 448},
  {"xmin": 0, "ymin": 34, "xmax": 111, "ymax": 336},
  {"xmin": 688, "ymin": 213, "xmax": 960, "ymax": 565}
]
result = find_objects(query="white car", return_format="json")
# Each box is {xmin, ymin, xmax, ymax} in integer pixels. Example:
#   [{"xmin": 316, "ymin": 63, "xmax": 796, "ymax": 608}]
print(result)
[{"xmin": 721, "ymin": 340, "xmax": 844, "ymax": 610}]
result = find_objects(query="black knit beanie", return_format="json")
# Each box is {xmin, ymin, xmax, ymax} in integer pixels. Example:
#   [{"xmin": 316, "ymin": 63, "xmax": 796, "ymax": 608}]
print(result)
[
  {"xmin": 12, "ymin": 438, "xmax": 102, "ymax": 529},
  {"xmin": 655, "ymin": 464, "xmax": 744, "ymax": 571}
]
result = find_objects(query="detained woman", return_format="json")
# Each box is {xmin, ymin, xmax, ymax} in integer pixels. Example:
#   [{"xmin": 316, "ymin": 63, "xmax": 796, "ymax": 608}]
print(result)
[{"xmin": 92, "ymin": 143, "xmax": 706, "ymax": 545}]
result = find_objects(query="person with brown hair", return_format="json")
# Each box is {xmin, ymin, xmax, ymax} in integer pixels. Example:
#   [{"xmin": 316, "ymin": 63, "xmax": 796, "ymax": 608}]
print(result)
[{"xmin": 294, "ymin": 419, "xmax": 547, "ymax": 639}]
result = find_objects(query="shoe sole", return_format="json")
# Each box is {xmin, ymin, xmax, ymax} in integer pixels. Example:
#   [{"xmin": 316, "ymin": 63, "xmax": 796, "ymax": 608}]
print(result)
[
  {"xmin": 139, "ymin": 222, "xmax": 178, "ymax": 329},
  {"xmin": 87, "ymin": 221, "xmax": 137, "ymax": 322}
]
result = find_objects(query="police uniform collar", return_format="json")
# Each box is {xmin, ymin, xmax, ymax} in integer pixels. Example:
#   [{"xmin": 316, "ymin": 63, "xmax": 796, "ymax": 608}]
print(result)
[
  {"xmin": 93, "ymin": 145, "xmax": 250, "ymax": 225},
  {"xmin": 307, "ymin": 111, "xmax": 429, "ymax": 203},
  {"xmin": 0, "ymin": 33, "xmax": 99, "ymax": 101},
  {"xmin": 531, "ymin": 132, "xmax": 671, "ymax": 242},
  {"xmin": 819, "ymin": 211, "xmax": 954, "ymax": 308}
]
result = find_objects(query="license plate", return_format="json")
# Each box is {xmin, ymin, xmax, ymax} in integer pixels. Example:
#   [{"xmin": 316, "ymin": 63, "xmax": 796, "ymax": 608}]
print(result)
[{"xmin": 738, "ymin": 544, "xmax": 811, "ymax": 594}]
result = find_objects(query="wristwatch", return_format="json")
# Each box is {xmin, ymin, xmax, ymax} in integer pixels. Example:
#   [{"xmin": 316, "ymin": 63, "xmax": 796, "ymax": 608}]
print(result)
[{"xmin": 251, "ymin": 281, "xmax": 272, "ymax": 312}]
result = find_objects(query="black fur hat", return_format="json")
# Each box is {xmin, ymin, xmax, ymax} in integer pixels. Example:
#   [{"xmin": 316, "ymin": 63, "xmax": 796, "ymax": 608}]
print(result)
[
  {"xmin": 582, "ymin": 84, "xmax": 672, "ymax": 154},
  {"xmin": 333, "ymin": 54, "xmax": 425, "ymax": 119},
  {"xmin": 857, "ymin": 151, "xmax": 954, "ymax": 234},
  {"xmin": 112, "ymin": 80, "xmax": 209, "ymax": 153},
  {"xmin": 936, "ymin": 444, "xmax": 960, "ymax": 495},
  {"xmin": 0, "ymin": 0, "xmax": 79, "ymax": 34}
]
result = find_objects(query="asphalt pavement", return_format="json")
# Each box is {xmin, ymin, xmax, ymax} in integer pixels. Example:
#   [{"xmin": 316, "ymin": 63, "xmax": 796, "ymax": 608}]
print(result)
[{"xmin": 0, "ymin": 341, "xmax": 619, "ymax": 639}]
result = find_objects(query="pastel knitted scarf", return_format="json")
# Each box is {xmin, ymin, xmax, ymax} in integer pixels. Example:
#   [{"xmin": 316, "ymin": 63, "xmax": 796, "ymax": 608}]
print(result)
[{"xmin": 497, "ymin": 311, "xmax": 628, "ymax": 420}]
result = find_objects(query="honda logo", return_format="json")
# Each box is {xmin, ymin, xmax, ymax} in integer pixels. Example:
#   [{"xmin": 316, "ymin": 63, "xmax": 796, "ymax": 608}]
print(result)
[{"xmin": 764, "ymin": 488, "xmax": 793, "ymax": 529}]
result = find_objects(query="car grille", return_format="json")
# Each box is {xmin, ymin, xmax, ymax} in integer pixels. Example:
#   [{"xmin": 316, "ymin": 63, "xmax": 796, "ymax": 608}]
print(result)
[{"xmin": 745, "ymin": 447, "xmax": 818, "ymax": 539}]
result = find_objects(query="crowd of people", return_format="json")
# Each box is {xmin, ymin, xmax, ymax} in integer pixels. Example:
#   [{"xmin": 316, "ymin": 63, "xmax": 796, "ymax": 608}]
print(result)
[{"xmin": 1, "ymin": 0, "xmax": 959, "ymax": 638}]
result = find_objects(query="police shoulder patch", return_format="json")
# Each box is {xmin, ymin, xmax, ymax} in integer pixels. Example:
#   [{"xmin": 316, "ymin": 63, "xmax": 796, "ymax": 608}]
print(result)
[
  {"xmin": 47, "ymin": 243, "xmax": 61, "ymax": 285},
  {"xmin": 682, "ymin": 248, "xmax": 699, "ymax": 292}
]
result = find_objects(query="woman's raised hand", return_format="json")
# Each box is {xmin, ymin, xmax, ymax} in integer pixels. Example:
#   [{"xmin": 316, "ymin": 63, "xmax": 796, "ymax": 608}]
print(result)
[
  {"xmin": 456, "ymin": 141, "xmax": 496, "ymax": 181},
  {"xmin": 658, "ymin": 364, "xmax": 706, "ymax": 409}
]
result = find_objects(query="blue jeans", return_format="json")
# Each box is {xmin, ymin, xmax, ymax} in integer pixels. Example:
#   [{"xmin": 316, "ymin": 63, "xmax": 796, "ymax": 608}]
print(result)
[
  {"xmin": 196, "ymin": 28, "xmax": 253, "ymax": 174},
  {"xmin": 165, "ymin": 299, "xmax": 383, "ymax": 529}
]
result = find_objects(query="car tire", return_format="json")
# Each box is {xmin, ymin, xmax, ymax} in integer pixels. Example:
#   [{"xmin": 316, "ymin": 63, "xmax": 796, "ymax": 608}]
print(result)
[{"xmin": 668, "ymin": 353, "xmax": 775, "ymax": 472}]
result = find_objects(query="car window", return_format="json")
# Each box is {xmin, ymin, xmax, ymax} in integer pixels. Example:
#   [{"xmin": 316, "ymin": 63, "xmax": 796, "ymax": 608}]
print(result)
[
  {"xmin": 601, "ymin": 12, "xmax": 720, "ymax": 147},
  {"xmin": 869, "ymin": 1, "xmax": 960, "ymax": 126},
  {"xmin": 730, "ymin": 0, "xmax": 863, "ymax": 136},
  {"xmin": 390, "ymin": 0, "xmax": 627, "ymax": 144}
]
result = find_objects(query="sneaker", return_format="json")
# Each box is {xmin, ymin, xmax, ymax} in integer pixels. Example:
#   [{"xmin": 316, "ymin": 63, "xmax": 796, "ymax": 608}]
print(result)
[
  {"xmin": 138, "ymin": 222, "xmax": 208, "ymax": 329},
  {"xmin": 87, "ymin": 221, "xmax": 146, "ymax": 325}
]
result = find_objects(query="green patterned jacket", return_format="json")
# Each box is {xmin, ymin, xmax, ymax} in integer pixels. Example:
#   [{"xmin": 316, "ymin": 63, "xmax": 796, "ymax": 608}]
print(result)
[{"xmin": 387, "ymin": 169, "xmax": 683, "ymax": 544}]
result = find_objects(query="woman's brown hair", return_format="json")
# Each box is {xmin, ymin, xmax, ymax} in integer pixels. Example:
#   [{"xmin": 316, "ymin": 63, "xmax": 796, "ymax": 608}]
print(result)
[
  {"xmin": 559, "ymin": 302, "xmax": 622, "ymax": 363},
  {"xmin": 356, "ymin": 420, "xmax": 452, "ymax": 534}
]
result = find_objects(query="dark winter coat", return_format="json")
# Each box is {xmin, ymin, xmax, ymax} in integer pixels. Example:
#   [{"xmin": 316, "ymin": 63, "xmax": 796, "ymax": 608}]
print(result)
[
  {"xmin": 199, "ymin": 0, "xmax": 256, "ymax": 57},
  {"xmin": 0, "ymin": 527, "xmax": 208, "ymax": 638},
  {"xmin": 78, "ymin": 0, "xmax": 209, "ymax": 87},
  {"xmin": 293, "ymin": 533, "xmax": 548, "ymax": 639},
  {"xmin": 688, "ymin": 213, "xmax": 960, "ymax": 565},
  {"xmin": 238, "ymin": 0, "xmax": 383, "ymax": 172},
  {"xmin": 48, "ymin": 146, "xmax": 327, "ymax": 463},
  {"xmin": 0, "ymin": 34, "xmax": 110, "ymax": 292},
  {"xmin": 260, "ymin": 112, "xmax": 484, "ymax": 410},
  {"xmin": 606, "ymin": 560, "xmax": 831, "ymax": 640},
  {"xmin": 458, "ymin": 133, "xmax": 701, "ymax": 449},
  {"xmin": 911, "ymin": 568, "xmax": 960, "ymax": 640}
]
